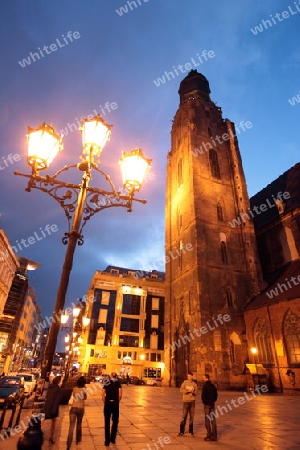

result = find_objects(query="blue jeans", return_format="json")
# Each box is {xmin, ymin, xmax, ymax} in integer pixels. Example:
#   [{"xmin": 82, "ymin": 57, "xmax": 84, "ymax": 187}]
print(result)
[
  {"xmin": 67, "ymin": 406, "xmax": 84, "ymax": 448},
  {"xmin": 180, "ymin": 401, "xmax": 195, "ymax": 434}
]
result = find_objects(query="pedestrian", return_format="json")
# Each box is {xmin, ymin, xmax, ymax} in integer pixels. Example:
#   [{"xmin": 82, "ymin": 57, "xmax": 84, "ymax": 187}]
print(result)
[
  {"xmin": 43, "ymin": 376, "xmax": 62, "ymax": 444},
  {"xmin": 102, "ymin": 372, "xmax": 122, "ymax": 447},
  {"xmin": 201, "ymin": 373, "xmax": 218, "ymax": 441},
  {"xmin": 178, "ymin": 371, "xmax": 198, "ymax": 437},
  {"xmin": 66, "ymin": 376, "xmax": 87, "ymax": 449}
]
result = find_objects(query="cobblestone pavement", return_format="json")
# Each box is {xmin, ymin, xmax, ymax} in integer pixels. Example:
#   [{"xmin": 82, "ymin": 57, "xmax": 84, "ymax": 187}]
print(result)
[{"xmin": 3, "ymin": 383, "xmax": 300, "ymax": 450}]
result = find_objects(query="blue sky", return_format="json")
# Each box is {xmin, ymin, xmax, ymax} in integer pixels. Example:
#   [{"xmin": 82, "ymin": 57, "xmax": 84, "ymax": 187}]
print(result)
[{"xmin": 0, "ymin": 0, "xmax": 299, "ymax": 321}]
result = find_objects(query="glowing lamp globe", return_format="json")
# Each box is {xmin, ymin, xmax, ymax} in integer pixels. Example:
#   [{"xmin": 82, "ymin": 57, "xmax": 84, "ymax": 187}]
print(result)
[
  {"xmin": 119, "ymin": 148, "xmax": 151, "ymax": 192},
  {"xmin": 27, "ymin": 123, "xmax": 62, "ymax": 171},
  {"xmin": 81, "ymin": 115, "xmax": 111, "ymax": 157}
]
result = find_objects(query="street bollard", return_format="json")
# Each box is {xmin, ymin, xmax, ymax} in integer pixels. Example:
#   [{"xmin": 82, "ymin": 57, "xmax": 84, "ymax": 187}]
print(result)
[{"xmin": 17, "ymin": 414, "xmax": 44, "ymax": 450}]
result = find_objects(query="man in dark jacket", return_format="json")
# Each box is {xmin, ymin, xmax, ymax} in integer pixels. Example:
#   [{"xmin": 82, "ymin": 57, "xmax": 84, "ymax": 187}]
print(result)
[
  {"xmin": 102, "ymin": 372, "xmax": 122, "ymax": 447},
  {"xmin": 201, "ymin": 374, "xmax": 218, "ymax": 441}
]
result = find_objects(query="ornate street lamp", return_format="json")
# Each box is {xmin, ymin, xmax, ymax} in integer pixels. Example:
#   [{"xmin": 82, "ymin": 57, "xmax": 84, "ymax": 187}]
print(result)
[{"xmin": 15, "ymin": 115, "xmax": 151, "ymax": 379}]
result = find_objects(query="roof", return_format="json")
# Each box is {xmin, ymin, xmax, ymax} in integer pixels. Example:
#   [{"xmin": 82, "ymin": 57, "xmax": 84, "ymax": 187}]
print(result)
[
  {"xmin": 103, "ymin": 265, "xmax": 165, "ymax": 280},
  {"xmin": 178, "ymin": 70, "xmax": 211, "ymax": 99},
  {"xmin": 250, "ymin": 163, "xmax": 300, "ymax": 229},
  {"xmin": 244, "ymin": 259, "xmax": 300, "ymax": 310}
]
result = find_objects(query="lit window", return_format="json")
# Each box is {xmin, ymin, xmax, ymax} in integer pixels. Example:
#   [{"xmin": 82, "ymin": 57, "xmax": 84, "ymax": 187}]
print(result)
[
  {"xmin": 98, "ymin": 308, "xmax": 108, "ymax": 324},
  {"xmin": 101, "ymin": 291, "xmax": 110, "ymax": 305},
  {"xmin": 152, "ymin": 298, "xmax": 159, "ymax": 310},
  {"xmin": 151, "ymin": 315, "xmax": 159, "ymax": 328}
]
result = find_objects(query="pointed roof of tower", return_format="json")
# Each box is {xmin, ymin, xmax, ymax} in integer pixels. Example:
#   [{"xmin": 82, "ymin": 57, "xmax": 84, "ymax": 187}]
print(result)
[{"xmin": 178, "ymin": 70, "xmax": 211, "ymax": 100}]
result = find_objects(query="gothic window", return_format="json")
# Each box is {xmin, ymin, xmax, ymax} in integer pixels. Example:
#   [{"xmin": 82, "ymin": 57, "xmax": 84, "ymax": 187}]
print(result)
[
  {"xmin": 284, "ymin": 310, "xmax": 300, "ymax": 364},
  {"xmin": 221, "ymin": 241, "xmax": 228, "ymax": 264},
  {"xmin": 209, "ymin": 149, "xmax": 221, "ymax": 179},
  {"xmin": 177, "ymin": 207, "xmax": 182, "ymax": 230},
  {"xmin": 178, "ymin": 240, "xmax": 183, "ymax": 270},
  {"xmin": 217, "ymin": 202, "xmax": 223, "ymax": 221},
  {"xmin": 229, "ymin": 332, "xmax": 242, "ymax": 366},
  {"xmin": 254, "ymin": 320, "xmax": 274, "ymax": 363},
  {"xmin": 177, "ymin": 158, "xmax": 183, "ymax": 187},
  {"xmin": 230, "ymin": 340, "xmax": 236, "ymax": 364},
  {"xmin": 226, "ymin": 288, "xmax": 233, "ymax": 308}
]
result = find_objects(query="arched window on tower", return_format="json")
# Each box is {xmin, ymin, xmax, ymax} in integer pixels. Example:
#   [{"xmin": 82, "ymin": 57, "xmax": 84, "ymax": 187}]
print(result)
[
  {"xmin": 217, "ymin": 202, "xmax": 223, "ymax": 221},
  {"xmin": 209, "ymin": 149, "xmax": 221, "ymax": 179},
  {"xmin": 177, "ymin": 158, "xmax": 183, "ymax": 187},
  {"xmin": 226, "ymin": 288, "xmax": 234, "ymax": 308},
  {"xmin": 221, "ymin": 241, "xmax": 228, "ymax": 264},
  {"xmin": 284, "ymin": 310, "xmax": 300, "ymax": 364}
]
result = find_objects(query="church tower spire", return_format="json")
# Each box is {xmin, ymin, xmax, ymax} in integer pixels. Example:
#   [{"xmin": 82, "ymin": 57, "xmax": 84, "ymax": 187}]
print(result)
[{"xmin": 165, "ymin": 70, "xmax": 262, "ymax": 388}]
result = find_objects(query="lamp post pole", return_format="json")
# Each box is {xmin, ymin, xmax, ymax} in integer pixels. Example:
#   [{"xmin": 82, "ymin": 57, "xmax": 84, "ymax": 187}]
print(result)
[
  {"xmin": 250, "ymin": 347, "xmax": 258, "ymax": 388},
  {"xmin": 41, "ymin": 169, "xmax": 90, "ymax": 379},
  {"xmin": 15, "ymin": 115, "xmax": 151, "ymax": 381}
]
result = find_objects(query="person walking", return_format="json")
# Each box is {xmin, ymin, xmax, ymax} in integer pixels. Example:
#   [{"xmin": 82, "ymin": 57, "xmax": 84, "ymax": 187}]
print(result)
[
  {"xmin": 102, "ymin": 372, "xmax": 122, "ymax": 447},
  {"xmin": 201, "ymin": 373, "xmax": 218, "ymax": 441},
  {"xmin": 66, "ymin": 376, "xmax": 87, "ymax": 449},
  {"xmin": 178, "ymin": 372, "xmax": 198, "ymax": 437},
  {"xmin": 43, "ymin": 376, "xmax": 62, "ymax": 444}
]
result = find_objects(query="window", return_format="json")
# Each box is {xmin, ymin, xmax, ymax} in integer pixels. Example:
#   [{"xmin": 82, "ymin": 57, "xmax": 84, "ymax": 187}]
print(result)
[
  {"xmin": 221, "ymin": 241, "xmax": 228, "ymax": 264},
  {"xmin": 254, "ymin": 320, "xmax": 274, "ymax": 363},
  {"xmin": 98, "ymin": 308, "xmax": 108, "ymax": 324},
  {"xmin": 177, "ymin": 158, "xmax": 183, "ymax": 187},
  {"xmin": 110, "ymin": 269, "xmax": 119, "ymax": 276},
  {"xmin": 122, "ymin": 294, "xmax": 141, "ymax": 315},
  {"xmin": 150, "ymin": 333, "xmax": 158, "ymax": 350},
  {"xmin": 120, "ymin": 318, "xmax": 139, "ymax": 333},
  {"xmin": 119, "ymin": 335, "xmax": 139, "ymax": 347},
  {"xmin": 230, "ymin": 340, "xmax": 236, "ymax": 364},
  {"xmin": 284, "ymin": 310, "xmax": 300, "ymax": 364},
  {"xmin": 205, "ymin": 109, "xmax": 210, "ymax": 118},
  {"xmin": 217, "ymin": 203, "xmax": 223, "ymax": 221},
  {"xmin": 101, "ymin": 291, "xmax": 110, "ymax": 305},
  {"xmin": 152, "ymin": 298, "xmax": 159, "ymax": 310},
  {"xmin": 177, "ymin": 207, "xmax": 182, "ymax": 230},
  {"xmin": 144, "ymin": 368, "xmax": 161, "ymax": 378},
  {"xmin": 23, "ymin": 311, "xmax": 27, "ymax": 319},
  {"xmin": 90, "ymin": 349, "xmax": 94, "ymax": 357},
  {"xmin": 209, "ymin": 149, "xmax": 221, "ymax": 179},
  {"xmin": 151, "ymin": 315, "xmax": 159, "ymax": 328},
  {"xmin": 208, "ymin": 127, "xmax": 212, "ymax": 136},
  {"xmin": 226, "ymin": 288, "xmax": 233, "ymax": 308},
  {"xmin": 150, "ymin": 353, "xmax": 157, "ymax": 362}
]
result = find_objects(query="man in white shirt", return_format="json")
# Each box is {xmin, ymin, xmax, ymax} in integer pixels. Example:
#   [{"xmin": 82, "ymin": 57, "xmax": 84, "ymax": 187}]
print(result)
[{"xmin": 178, "ymin": 372, "xmax": 198, "ymax": 437}]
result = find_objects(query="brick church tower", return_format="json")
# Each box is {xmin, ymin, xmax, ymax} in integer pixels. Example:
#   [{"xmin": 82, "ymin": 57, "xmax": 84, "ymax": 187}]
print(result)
[{"xmin": 164, "ymin": 70, "xmax": 262, "ymax": 388}]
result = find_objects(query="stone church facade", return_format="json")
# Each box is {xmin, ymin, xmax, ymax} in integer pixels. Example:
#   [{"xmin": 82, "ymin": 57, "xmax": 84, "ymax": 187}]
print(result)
[{"xmin": 164, "ymin": 70, "xmax": 263, "ymax": 389}]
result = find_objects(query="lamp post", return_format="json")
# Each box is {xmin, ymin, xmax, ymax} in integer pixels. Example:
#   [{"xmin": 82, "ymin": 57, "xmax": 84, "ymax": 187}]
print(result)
[
  {"xmin": 15, "ymin": 115, "xmax": 151, "ymax": 380},
  {"xmin": 250, "ymin": 347, "xmax": 258, "ymax": 387},
  {"xmin": 62, "ymin": 303, "xmax": 90, "ymax": 381}
]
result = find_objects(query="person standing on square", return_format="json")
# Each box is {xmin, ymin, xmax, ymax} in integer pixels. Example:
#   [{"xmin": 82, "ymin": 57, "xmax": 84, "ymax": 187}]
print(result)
[
  {"xmin": 201, "ymin": 373, "xmax": 218, "ymax": 441},
  {"xmin": 102, "ymin": 372, "xmax": 122, "ymax": 447},
  {"xmin": 178, "ymin": 372, "xmax": 198, "ymax": 436}
]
